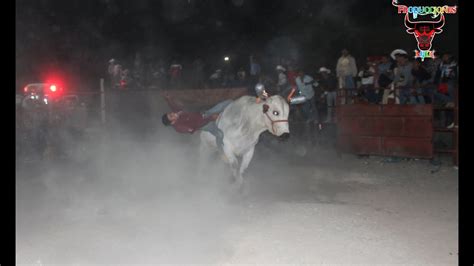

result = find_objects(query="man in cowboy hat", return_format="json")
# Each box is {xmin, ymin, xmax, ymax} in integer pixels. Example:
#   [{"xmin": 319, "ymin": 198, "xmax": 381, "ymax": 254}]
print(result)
[
  {"xmin": 393, "ymin": 53, "xmax": 414, "ymax": 104},
  {"xmin": 390, "ymin": 49, "xmax": 407, "ymax": 60},
  {"xmin": 293, "ymin": 69, "xmax": 320, "ymax": 143}
]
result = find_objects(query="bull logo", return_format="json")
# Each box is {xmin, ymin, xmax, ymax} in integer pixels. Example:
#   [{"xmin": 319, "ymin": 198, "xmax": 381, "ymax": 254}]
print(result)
[{"xmin": 404, "ymin": 13, "xmax": 445, "ymax": 51}]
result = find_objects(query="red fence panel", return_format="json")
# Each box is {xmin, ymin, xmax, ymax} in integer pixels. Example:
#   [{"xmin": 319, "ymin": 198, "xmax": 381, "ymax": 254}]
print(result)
[
  {"xmin": 338, "ymin": 117, "xmax": 384, "ymax": 136},
  {"xmin": 337, "ymin": 104, "xmax": 433, "ymax": 159},
  {"xmin": 381, "ymin": 104, "xmax": 432, "ymax": 116}
]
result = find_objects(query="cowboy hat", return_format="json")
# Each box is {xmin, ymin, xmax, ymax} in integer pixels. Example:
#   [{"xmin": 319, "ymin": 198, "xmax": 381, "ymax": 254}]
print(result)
[
  {"xmin": 275, "ymin": 65, "xmax": 286, "ymax": 71},
  {"xmin": 319, "ymin": 67, "xmax": 331, "ymax": 74},
  {"xmin": 390, "ymin": 49, "xmax": 407, "ymax": 60}
]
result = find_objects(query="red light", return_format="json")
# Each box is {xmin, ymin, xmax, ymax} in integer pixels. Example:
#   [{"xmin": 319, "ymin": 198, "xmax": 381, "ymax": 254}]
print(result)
[
  {"xmin": 50, "ymin": 85, "xmax": 57, "ymax": 92},
  {"xmin": 24, "ymin": 87, "xmax": 28, "ymax": 93}
]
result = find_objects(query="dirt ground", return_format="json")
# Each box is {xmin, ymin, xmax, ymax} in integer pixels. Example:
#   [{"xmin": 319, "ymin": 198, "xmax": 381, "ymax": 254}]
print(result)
[{"xmin": 16, "ymin": 126, "xmax": 458, "ymax": 265}]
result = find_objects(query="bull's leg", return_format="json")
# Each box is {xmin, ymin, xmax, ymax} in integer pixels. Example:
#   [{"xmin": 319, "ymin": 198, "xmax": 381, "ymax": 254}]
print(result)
[
  {"xmin": 222, "ymin": 141, "xmax": 240, "ymax": 184},
  {"xmin": 237, "ymin": 147, "xmax": 255, "ymax": 193},
  {"xmin": 239, "ymin": 146, "xmax": 255, "ymax": 178}
]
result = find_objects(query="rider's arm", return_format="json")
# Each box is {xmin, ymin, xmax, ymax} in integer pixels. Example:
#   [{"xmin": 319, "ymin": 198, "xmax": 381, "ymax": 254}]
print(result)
[{"xmin": 287, "ymin": 87, "xmax": 296, "ymax": 102}]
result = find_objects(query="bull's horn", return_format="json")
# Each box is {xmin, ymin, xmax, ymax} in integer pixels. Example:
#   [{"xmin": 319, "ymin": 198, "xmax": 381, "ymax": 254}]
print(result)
[
  {"xmin": 405, "ymin": 13, "xmax": 415, "ymax": 25},
  {"xmin": 404, "ymin": 14, "xmax": 415, "ymax": 32},
  {"xmin": 392, "ymin": 0, "xmax": 401, "ymax": 7},
  {"xmin": 434, "ymin": 14, "xmax": 445, "ymax": 31}
]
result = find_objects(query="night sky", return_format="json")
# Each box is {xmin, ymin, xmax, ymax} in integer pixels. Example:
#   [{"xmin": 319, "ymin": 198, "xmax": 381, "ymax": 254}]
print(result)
[{"xmin": 15, "ymin": 0, "xmax": 459, "ymax": 89}]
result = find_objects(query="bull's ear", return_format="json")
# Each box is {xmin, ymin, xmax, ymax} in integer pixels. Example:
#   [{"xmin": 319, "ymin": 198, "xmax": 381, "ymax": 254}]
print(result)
[
  {"xmin": 406, "ymin": 29, "xmax": 415, "ymax": 34},
  {"xmin": 263, "ymin": 104, "xmax": 269, "ymax": 113}
]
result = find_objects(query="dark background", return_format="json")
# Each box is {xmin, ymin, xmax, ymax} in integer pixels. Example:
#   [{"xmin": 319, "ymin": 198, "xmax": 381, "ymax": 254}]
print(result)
[{"xmin": 15, "ymin": 0, "xmax": 459, "ymax": 91}]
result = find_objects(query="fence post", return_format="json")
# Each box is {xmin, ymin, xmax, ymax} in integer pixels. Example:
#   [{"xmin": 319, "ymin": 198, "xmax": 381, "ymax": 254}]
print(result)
[{"xmin": 100, "ymin": 78, "xmax": 106, "ymax": 125}]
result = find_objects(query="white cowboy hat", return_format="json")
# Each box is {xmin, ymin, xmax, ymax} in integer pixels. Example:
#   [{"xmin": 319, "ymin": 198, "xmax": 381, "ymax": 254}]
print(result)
[
  {"xmin": 275, "ymin": 65, "xmax": 286, "ymax": 71},
  {"xmin": 390, "ymin": 49, "xmax": 407, "ymax": 60},
  {"xmin": 319, "ymin": 67, "xmax": 331, "ymax": 74}
]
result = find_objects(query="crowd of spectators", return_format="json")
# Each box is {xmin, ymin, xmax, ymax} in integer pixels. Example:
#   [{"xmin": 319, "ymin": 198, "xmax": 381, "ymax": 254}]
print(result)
[
  {"xmin": 260, "ymin": 48, "xmax": 457, "ymax": 125},
  {"xmin": 106, "ymin": 48, "xmax": 458, "ymax": 125}
]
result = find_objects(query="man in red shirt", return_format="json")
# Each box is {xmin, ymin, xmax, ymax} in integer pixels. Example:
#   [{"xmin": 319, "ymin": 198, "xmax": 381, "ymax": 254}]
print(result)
[{"xmin": 162, "ymin": 93, "xmax": 233, "ymax": 149}]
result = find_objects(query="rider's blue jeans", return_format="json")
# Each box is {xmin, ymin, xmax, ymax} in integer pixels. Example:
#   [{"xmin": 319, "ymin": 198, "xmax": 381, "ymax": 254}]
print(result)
[{"xmin": 200, "ymin": 99, "xmax": 233, "ymax": 150}]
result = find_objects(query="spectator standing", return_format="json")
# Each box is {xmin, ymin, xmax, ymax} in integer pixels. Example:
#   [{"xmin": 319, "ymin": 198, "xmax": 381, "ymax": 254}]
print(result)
[
  {"xmin": 433, "ymin": 52, "xmax": 457, "ymax": 107},
  {"xmin": 336, "ymin": 49, "xmax": 358, "ymax": 95},
  {"xmin": 358, "ymin": 61, "xmax": 377, "ymax": 103},
  {"xmin": 424, "ymin": 55, "xmax": 442, "ymax": 80},
  {"xmin": 120, "ymin": 68, "xmax": 131, "ymax": 89},
  {"xmin": 191, "ymin": 58, "xmax": 205, "ymax": 89},
  {"xmin": 375, "ymin": 55, "xmax": 392, "ymax": 89},
  {"xmin": 393, "ymin": 53, "xmax": 414, "ymax": 104},
  {"xmin": 275, "ymin": 65, "xmax": 289, "ymax": 95},
  {"xmin": 318, "ymin": 67, "xmax": 338, "ymax": 123},
  {"xmin": 209, "ymin": 69, "xmax": 223, "ymax": 88},
  {"xmin": 112, "ymin": 63, "xmax": 122, "ymax": 89},
  {"xmin": 133, "ymin": 52, "xmax": 144, "ymax": 88},
  {"xmin": 294, "ymin": 70, "xmax": 319, "ymax": 143},
  {"xmin": 411, "ymin": 59, "xmax": 432, "ymax": 104},
  {"xmin": 236, "ymin": 67, "xmax": 247, "ymax": 86},
  {"xmin": 108, "ymin": 58, "xmax": 116, "ymax": 88},
  {"xmin": 169, "ymin": 60, "xmax": 183, "ymax": 89},
  {"xmin": 249, "ymin": 55, "xmax": 261, "ymax": 86},
  {"xmin": 381, "ymin": 50, "xmax": 406, "ymax": 104},
  {"xmin": 222, "ymin": 61, "xmax": 235, "ymax": 87},
  {"xmin": 433, "ymin": 52, "xmax": 457, "ymax": 128},
  {"xmin": 295, "ymin": 70, "xmax": 319, "ymax": 122}
]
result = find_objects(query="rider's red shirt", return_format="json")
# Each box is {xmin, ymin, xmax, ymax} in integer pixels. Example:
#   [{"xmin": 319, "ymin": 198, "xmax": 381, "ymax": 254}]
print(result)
[{"xmin": 165, "ymin": 97, "xmax": 214, "ymax": 134}]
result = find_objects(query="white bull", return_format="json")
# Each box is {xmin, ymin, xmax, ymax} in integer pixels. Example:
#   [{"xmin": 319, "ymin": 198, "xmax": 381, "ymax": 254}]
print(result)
[{"xmin": 200, "ymin": 95, "xmax": 290, "ymax": 189}]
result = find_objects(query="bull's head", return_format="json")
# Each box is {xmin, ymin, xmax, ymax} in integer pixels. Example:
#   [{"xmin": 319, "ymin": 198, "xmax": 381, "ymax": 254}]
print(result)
[
  {"xmin": 262, "ymin": 95, "xmax": 290, "ymax": 137},
  {"xmin": 404, "ymin": 13, "xmax": 445, "ymax": 51}
]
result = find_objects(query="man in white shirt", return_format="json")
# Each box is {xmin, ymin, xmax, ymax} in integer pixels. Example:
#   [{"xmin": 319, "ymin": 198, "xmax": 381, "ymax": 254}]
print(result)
[{"xmin": 336, "ymin": 49, "xmax": 358, "ymax": 95}]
